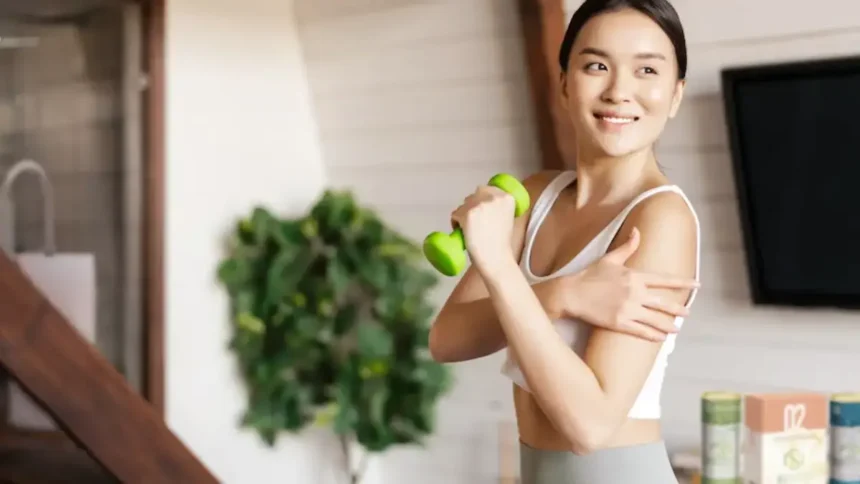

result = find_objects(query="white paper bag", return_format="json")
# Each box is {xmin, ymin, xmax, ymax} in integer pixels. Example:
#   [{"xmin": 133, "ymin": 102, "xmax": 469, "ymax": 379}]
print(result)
[{"xmin": 0, "ymin": 159, "xmax": 98, "ymax": 431}]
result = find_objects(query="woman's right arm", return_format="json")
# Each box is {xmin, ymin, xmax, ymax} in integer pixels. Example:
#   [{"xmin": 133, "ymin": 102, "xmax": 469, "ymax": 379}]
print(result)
[{"xmin": 428, "ymin": 171, "xmax": 559, "ymax": 363}]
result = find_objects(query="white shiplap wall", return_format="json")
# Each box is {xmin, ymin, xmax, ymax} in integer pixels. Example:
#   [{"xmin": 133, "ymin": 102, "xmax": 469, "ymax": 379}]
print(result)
[
  {"xmin": 296, "ymin": 0, "xmax": 860, "ymax": 480},
  {"xmin": 295, "ymin": 1, "xmax": 539, "ymax": 482},
  {"xmin": 564, "ymin": 0, "xmax": 860, "ymax": 452}
]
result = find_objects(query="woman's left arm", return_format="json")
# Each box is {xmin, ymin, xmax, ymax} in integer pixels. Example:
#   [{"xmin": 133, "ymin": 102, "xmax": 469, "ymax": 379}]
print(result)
[{"xmin": 479, "ymin": 192, "xmax": 698, "ymax": 454}]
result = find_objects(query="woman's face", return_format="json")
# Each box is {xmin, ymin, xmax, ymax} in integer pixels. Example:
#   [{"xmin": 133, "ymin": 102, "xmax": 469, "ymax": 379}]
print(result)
[{"xmin": 561, "ymin": 8, "xmax": 685, "ymax": 158}]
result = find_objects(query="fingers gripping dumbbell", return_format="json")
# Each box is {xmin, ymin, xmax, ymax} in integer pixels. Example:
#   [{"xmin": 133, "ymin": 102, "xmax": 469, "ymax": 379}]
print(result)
[{"xmin": 422, "ymin": 173, "xmax": 530, "ymax": 276}]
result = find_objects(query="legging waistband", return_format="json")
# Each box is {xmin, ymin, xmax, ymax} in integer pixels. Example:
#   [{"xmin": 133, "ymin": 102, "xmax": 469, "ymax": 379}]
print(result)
[{"xmin": 519, "ymin": 440, "xmax": 679, "ymax": 484}]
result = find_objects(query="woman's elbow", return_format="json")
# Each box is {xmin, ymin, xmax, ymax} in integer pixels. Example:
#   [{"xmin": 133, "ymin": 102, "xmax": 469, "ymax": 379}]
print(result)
[
  {"xmin": 428, "ymin": 321, "xmax": 462, "ymax": 363},
  {"xmin": 428, "ymin": 325, "xmax": 451, "ymax": 363},
  {"xmin": 568, "ymin": 433, "xmax": 604, "ymax": 456},
  {"xmin": 428, "ymin": 310, "xmax": 505, "ymax": 363},
  {"xmin": 561, "ymin": 419, "xmax": 615, "ymax": 456}
]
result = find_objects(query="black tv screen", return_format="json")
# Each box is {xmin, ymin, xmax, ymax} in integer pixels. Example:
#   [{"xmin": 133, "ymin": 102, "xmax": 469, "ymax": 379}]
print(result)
[{"xmin": 721, "ymin": 56, "xmax": 860, "ymax": 309}]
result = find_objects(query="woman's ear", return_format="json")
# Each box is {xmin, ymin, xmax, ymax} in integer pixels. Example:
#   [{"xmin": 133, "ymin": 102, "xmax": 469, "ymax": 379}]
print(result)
[{"xmin": 668, "ymin": 79, "xmax": 686, "ymax": 119}]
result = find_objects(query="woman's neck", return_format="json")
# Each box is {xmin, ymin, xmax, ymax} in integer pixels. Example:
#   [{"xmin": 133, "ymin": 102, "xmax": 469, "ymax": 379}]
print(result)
[{"xmin": 572, "ymin": 147, "xmax": 661, "ymax": 209}]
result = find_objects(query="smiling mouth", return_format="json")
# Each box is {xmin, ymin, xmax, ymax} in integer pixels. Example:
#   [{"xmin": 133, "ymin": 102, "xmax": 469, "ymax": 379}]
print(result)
[{"xmin": 593, "ymin": 113, "xmax": 639, "ymax": 124}]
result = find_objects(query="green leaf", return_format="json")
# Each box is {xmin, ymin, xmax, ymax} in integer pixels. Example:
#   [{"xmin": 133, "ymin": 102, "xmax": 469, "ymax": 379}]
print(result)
[
  {"xmin": 273, "ymin": 220, "xmax": 306, "ymax": 248},
  {"xmin": 263, "ymin": 251, "xmax": 293, "ymax": 310},
  {"xmin": 250, "ymin": 206, "xmax": 278, "ymax": 244},
  {"xmin": 416, "ymin": 402, "xmax": 435, "ymax": 433},
  {"xmin": 368, "ymin": 384, "xmax": 389, "ymax": 433},
  {"xmin": 236, "ymin": 217, "xmax": 255, "ymax": 244},
  {"xmin": 237, "ymin": 312, "xmax": 266, "ymax": 334},
  {"xmin": 283, "ymin": 398, "xmax": 306, "ymax": 431},
  {"xmin": 233, "ymin": 290, "xmax": 256, "ymax": 316},
  {"xmin": 334, "ymin": 405, "xmax": 358, "ymax": 435},
  {"xmin": 294, "ymin": 313, "xmax": 319, "ymax": 340},
  {"xmin": 357, "ymin": 325, "xmax": 394, "ymax": 361},
  {"xmin": 333, "ymin": 304, "xmax": 358, "ymax": 336},
  {"xmin": 242, "ymin": 396, "xmax": 286, "ymax": 447},
  {"xmin": 317, "ymin": 190, "xmax": 356, "ymax": 241},
  {"xmin": 373, "ymin": 293, "xmax": 402, "ymax": 322},
  {"xmin": 313, "ymin": 402, "xmax": 339, "ymax": 427},
  {"xmin": 269, "ymin": 247, "xmax": 316, "ymax": 305},
  {"xmin": 300, "ymin": 217, "xmax": 318, "ymax": 238},
  {"xmin": 358, "ymin": 257, "xmax": 389, "ymax": 291},
  {"xmin": 333, "ymin": 360, "xmax": 360, "ymax": 434},
  {"xmin": 327, "ymin": 254, "xmax": 353, "ymax": 299},
  {"xmin": 390, "ymin": 416, "xmax": 424, "ymax": 444},
  {"xmin": 361, "ymin": 216, "xmax": 385, "ymax": 246},
  {"xmin": 270, "ymin": 302, "xmax": 292, "ymax": 327},
  {"xmin": 216, "ymin": 258, "xmax": 247, "ymax": 290}
]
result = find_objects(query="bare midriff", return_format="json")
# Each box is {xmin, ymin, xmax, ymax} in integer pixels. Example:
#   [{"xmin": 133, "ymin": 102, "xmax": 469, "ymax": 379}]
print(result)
[{"xmin": 513, "ymin": 385, "xmax": 662, "ymax": 451}]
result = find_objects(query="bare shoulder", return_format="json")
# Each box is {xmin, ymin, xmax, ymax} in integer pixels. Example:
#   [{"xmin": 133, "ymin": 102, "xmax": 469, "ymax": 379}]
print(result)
[
  {"xmin": 612, "ymin": 188, "xmax": 699, "ymax": 279},
  {"xmin": 628, "ymin": 189, "xmax": 698, "ymax": 236},
  {"xmin": 521, "ymin": 169, "xmax": 563, "ymax": 197}
]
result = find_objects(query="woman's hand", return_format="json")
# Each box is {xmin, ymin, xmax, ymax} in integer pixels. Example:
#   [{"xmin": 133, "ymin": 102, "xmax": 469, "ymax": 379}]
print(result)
[
  {"xmin": 546, "ymin": 228, "xmax": 700, "ymax": 341},
  {"xmin": 450, "ymin": 185, "xmax": 518, "ymax": 273}
]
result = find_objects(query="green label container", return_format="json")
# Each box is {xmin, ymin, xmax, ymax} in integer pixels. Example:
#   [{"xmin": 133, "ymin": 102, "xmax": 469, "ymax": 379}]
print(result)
[{"xmin": 701, "ymin": 391, "xmax": 742, "ymax": 484}]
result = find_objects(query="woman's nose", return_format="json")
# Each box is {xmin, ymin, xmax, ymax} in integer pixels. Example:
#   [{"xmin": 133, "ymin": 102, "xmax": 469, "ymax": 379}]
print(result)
[{"xmin": 600, "ymin": 73, "xmax": 633, "ymax": 104}]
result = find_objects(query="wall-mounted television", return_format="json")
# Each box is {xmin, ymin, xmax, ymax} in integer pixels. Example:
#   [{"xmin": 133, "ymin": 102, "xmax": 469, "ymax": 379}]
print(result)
[{"xmin": 721, "ymin": 56, "xmax": 860, "ymax": 309}]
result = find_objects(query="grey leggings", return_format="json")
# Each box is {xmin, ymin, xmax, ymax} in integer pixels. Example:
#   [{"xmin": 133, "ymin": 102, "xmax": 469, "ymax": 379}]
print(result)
[{"xmin": 520, "ymin": 440, "xmax": 679, "ymax": 484}]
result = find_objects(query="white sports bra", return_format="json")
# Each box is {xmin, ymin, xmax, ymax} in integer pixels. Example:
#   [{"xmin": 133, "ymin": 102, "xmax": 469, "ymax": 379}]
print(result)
[{"xmin": 500, "ymin": 170, "xmax": 701, "ymax": 419}]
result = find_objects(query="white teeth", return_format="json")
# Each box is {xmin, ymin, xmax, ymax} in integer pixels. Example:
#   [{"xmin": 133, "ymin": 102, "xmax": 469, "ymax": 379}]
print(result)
[{"xmin": 600, "ymin": 116, "xmax": 635, "ymax": 124}]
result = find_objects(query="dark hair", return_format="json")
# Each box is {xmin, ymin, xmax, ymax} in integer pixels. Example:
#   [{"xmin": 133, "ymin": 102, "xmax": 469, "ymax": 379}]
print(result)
[{"xmin": 558, "ymin": 0, "xmax": 687, "ymax": 79}]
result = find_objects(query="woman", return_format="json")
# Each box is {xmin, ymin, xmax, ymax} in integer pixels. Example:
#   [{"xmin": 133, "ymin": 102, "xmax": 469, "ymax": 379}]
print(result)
[{"xmin": 428, "ymin": 0, "xmax": 698, "ymax": 482}]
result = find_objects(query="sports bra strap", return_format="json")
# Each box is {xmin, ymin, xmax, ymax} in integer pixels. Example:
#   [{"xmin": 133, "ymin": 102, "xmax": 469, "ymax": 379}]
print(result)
[
  {"xmin": 521, "ymin": 171, "xmax": 576, "ymax": 265},
  {"xmin": 598, "ymin": 185, "xmax": 684, "ymax": 250}
]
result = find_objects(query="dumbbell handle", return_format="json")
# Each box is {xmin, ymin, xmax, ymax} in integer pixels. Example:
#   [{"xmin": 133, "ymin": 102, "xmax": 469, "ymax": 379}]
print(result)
[
  {"xmin": 446, "ymin": 173, "xmax": 527, "ymax": 241},
  {"xmin": 446, "ymin": 226, "xmax": 465, "ymax": 251}
]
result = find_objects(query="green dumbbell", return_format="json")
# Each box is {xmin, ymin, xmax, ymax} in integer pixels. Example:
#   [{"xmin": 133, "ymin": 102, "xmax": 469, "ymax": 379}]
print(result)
[{"xmin": 423, "ymin": 173, "xmax": 530, "ymax": 276}]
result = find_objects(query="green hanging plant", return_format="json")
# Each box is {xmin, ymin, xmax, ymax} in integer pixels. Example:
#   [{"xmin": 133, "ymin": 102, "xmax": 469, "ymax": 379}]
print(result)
[{"xmin": 216, "ymin": 189, "xmax": 453, "ymax": 483}]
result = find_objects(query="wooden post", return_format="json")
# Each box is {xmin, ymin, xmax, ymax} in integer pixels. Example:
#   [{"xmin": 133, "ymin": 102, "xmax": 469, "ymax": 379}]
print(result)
[
  {"xmin": 0, "ymin": 252, "xmax": 217, "ymax": 483},
  {"xmin": 517, "ymin": 0, "xmax": 577, "ymax": 170},
  {"xmin": 143, "ymin": 0, "xmax": 167, "ymax": 419}
]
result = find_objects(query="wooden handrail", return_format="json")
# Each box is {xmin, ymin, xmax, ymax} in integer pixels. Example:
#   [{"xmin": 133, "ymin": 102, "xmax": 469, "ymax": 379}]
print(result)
[{"xmin": 0, "ymin": 251, "xmax": 217, "ymax": 483}]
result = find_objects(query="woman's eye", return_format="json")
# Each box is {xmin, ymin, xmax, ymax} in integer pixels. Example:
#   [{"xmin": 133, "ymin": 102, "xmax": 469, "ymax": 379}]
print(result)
[
  {"xmin": 585, "ymin": 62, "xmax": 608, "ymax": 72},
  {"xmin": 639, "ymin": 66, "xmax": 658, "ymax": 75}
]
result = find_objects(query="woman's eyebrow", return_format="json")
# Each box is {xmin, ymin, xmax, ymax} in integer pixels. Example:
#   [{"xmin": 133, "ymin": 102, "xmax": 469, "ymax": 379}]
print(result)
[{"xmin": 578, "ymin": 47, "xmax": 667, "ymax": 61}]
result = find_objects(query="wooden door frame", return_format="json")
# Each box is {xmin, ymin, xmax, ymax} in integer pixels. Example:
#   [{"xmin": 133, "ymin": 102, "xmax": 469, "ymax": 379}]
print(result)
[{"xmin": 142, "ymin": 0, "xmax": 165, "ymax": 418}]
